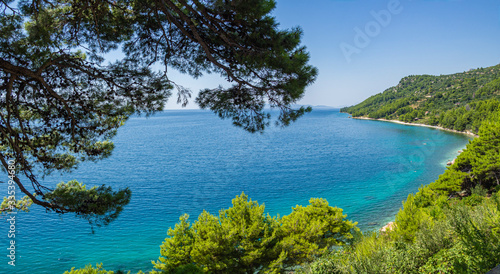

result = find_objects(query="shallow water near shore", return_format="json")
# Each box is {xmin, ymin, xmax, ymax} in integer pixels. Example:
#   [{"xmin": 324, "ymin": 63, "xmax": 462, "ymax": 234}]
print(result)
[{"xmin": 0, "ymin": 109, "xmax": 471, "ymax": 273}]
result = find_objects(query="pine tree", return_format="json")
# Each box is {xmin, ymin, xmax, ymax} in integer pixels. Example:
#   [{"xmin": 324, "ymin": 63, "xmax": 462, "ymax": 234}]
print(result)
[{"xmin": 0, "ymin": 0, "xmax": 317, "ymax": 224}]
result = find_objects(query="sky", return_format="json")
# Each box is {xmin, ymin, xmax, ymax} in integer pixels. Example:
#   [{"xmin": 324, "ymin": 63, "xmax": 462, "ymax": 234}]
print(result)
[{"xmin": 164, "ymin": 0, "xmax": 500, "ymax": 109}]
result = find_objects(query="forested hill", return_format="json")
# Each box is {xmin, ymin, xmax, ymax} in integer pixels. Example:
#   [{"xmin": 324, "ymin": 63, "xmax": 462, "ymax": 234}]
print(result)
[{"xmin": 341, "ymin": 64, "xmax": 500, "ymax": 133}]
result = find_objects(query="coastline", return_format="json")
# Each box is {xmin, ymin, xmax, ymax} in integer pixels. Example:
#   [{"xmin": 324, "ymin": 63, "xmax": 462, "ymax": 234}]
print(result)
[
  {"xmin": 351, "ymin": 116, "xmax": 479, "ymax": 138},
  {"xmin": 348, "ymin": 115, "xmax": 475, "ymax": 232}
]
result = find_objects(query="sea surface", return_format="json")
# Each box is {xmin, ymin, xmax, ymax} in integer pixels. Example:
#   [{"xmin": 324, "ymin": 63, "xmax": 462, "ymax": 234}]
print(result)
[{"xmin": 0, "ymin": 109, "xmax": 471, "ymax": 273}]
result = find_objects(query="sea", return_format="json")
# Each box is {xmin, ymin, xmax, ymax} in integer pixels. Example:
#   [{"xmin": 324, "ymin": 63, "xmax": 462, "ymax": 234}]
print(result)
[{"xmin": 0, "ymin": 108, "xmax": 471, "ymax": 274}]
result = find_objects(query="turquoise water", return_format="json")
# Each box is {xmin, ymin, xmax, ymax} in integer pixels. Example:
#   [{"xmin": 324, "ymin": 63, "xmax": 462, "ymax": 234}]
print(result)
[{"xmin": 0, "ymin": 109, "xmax": 471, "ymax": 273}]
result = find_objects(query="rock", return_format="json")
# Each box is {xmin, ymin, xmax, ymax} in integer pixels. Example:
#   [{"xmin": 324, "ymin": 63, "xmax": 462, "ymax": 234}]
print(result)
[
  {"xmin": 380, "ymin": 222, "xmax": 395, "ymax": 232},
  {"xmin": 486, "ymin": 264, "xmax": 500, "ymax": 274}
]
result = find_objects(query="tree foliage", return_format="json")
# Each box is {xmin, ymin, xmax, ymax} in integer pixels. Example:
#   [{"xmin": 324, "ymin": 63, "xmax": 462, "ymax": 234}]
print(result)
[
  {"xmin": 301, "ymin": 192, "xmax": 500, "ymax": 274},
  {"xmin": 63, "ymin": 263, "xmax": 116, "ymax": 274},
  {"xmin": 279, "ymin": 198, "xmax": 358, "ymax": 267},
  {"xmin": 0, "ymin": 0, "xmax": 316, "ymax": 224},
  {"xmin": 152, "ymin": 193, "xmax": 357, "ymax": 273},
  {"xmin": 425, "ymin": 120, "xmax": 500, "ymax": 196},
  {"xmin": 453, "ymin": 121, "xmax": 500, "ymax": 189},
  {"xmin": 63, "ymin": 263, "xmax": 145, "ymax": 274},
  {"xmin": 394, "ymin": 194, "xmax": 429, "ymax": 243}
]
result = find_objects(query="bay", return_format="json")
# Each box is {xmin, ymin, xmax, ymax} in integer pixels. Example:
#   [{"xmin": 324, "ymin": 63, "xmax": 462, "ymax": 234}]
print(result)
[{"xmin": 0, "ymin": 109, "xmax": 471, "ymax": 273}]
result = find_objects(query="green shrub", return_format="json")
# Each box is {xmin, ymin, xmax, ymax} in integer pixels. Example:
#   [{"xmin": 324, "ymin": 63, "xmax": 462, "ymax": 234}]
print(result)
[{"xmin": 462, "ymin": 194, "xmax": 484, "ymax": 206}]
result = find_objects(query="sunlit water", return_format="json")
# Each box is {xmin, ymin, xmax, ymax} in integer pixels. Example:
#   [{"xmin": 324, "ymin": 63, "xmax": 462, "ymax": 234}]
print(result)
[{"xmin": 0, "ymin": 109, "xmax": 471, "ymax": 273}]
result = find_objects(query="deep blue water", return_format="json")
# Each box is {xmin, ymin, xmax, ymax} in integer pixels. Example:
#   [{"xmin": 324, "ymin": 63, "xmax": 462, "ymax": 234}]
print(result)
[{"xmin": 0, "ymin": 109, "xmax": 471, "ymax": 273}]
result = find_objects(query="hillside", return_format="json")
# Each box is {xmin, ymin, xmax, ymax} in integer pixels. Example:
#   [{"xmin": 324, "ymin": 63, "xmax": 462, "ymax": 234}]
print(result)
[
  {"xmin": 341, "ymin": 64, "xmax": 500, "ymax": 133},
  {"xmin": 296, "ymin": 64, "xmax": 500, "ymax": 273}
]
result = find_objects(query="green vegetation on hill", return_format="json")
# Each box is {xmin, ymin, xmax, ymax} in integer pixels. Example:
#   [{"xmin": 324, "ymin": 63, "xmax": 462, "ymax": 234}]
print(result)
[{"xmin": 341, "ymin": 64, "xmax": 500, "ymax": 132}]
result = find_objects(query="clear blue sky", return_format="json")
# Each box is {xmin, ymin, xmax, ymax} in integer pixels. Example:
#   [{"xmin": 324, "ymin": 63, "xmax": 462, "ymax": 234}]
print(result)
[{"xmin": 165, "ymin": 0, "xmax": 500, "ymax": 109}]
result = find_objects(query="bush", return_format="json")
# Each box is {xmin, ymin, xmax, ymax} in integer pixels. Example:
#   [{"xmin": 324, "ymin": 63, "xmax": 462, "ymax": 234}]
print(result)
[{"xmin": 152, "ymin": 193, "xmax": 358, "ymax": 273}]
